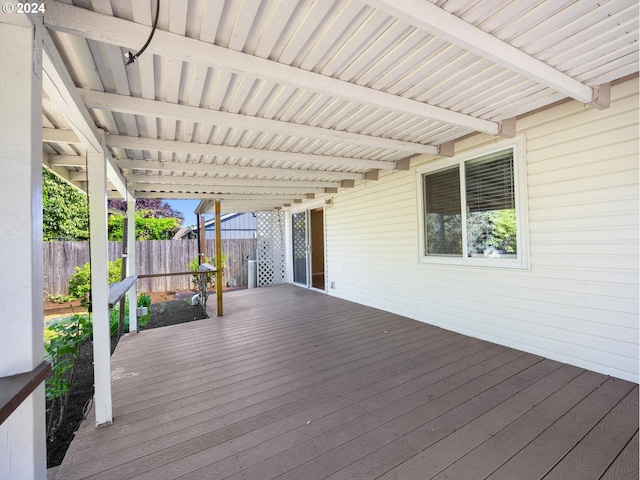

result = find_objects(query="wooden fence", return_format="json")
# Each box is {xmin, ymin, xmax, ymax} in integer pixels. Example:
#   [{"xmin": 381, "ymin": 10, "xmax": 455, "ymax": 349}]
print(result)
[{"xmin": 44, "ymin": 239, "xmax": 257, "ymax": 296}]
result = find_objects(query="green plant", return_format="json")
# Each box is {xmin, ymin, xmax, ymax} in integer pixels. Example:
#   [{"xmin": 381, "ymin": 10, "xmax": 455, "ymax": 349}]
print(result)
[
  {"xmin": 188, "ymin": 255, "xmax": 226, "ymax": 288},
  {"xmin": 109, "ymin": 293, "xmax": 152, "ymax": 335},
  {"xmin": 45, "ymin": 314, "xmax": 92, "ymax": 440},
  {"xmin": 137, "ymin": 293, "xmax": 151, "ymax": 325},
  {"xmin": 46, "ymin": 292, "xmax": 75, "ymax": 304},
  {"xmin": 42, "ymin": 167, "xmax": 89, "ymax": 241},
  {"xmin": 107, "ymin": 210, "xmax": 180, "ymax": 241},
  {"xmin": 68, "ymin": 259, "xmax": 122, "ymax": 308},
  {"xmin": 109, "ymin": 307, "xmax": 122, "ymax": 337}
]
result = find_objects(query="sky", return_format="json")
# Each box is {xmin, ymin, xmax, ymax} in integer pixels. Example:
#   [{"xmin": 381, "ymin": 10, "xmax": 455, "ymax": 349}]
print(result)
[{"xmin": 166, "ymin": 199, "xmax": 201, "ymax": 227}]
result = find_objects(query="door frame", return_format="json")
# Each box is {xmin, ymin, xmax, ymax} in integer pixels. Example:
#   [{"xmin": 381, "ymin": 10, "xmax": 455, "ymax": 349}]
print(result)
[
  {"xmin": 291, "ymin": 210, "xmax": 310, "ymax": 287},
  {"xmin": 288, "ymin": 201, "xmax": 327, "ymax": 292}
]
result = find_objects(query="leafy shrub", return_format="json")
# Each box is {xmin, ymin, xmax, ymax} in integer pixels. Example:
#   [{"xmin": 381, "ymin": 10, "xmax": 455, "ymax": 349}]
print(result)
[
  {"xmin": 109, "ymin": 294, "xmax": 152, "ymax": 335},
  {"xmin": 68, "ymin": 259, "xmax": 122, "ymax": 308},
  {"xmin": 45, "ymin": 292, "xmax": 75, "ymax": 304},
  {"xmin": 107, "ymin": 210, "xmax": 180, "ymax": 241},
  {"xmin": 45, "ymin": 314, "xmax": 92, "ymax": 440},
  {"xmin": 45, "ymin": 292, "xmax": 152, "ymax": 440}
]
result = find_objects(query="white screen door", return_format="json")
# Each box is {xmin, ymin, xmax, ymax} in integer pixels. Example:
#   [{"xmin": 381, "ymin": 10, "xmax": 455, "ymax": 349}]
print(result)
[{"xmin": 291, "ymin": 211, "xmax": 309, "ymax": 286}]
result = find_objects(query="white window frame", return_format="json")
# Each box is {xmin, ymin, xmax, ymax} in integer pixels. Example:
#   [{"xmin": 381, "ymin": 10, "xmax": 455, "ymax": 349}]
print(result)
[{"xmin": 416, "ymin": 135, "xmax": 529, "ymax": 269}]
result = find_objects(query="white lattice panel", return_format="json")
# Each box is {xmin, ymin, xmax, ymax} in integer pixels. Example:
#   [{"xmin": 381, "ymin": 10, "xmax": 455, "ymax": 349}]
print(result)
[{"xmin": 256, "ymin": 211, "xmax": 286, "ymax": 287}]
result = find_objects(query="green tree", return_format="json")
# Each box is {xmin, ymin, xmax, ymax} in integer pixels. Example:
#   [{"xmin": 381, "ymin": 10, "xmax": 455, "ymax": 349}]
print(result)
[
  {"xmin": 107, "ymin": 199, "xmax": 184, "ymax": 223},
  {"xmin": 107, "ymin": 210, "xmax": 180, "ymax": 241},
  {"xmin": 42, "ymin": 168, "xmax": 89, "ymax": 240},
  {"xmin": 488, "ymin": 209, "xmax": 518, "ymax": 253}
]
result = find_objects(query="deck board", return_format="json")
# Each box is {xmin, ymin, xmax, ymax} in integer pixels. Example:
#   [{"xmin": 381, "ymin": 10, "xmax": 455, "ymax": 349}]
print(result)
[{"xmin": 56, "ymin": 285, "xmax": 639, "ymax": 480}]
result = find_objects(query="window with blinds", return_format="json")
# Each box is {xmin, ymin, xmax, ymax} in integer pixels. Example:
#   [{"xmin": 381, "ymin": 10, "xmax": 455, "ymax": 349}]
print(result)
[
  {"xmin": 465, "ymin": 150, "xmax": 515, "ymax": 213},
  {"xmin": 421, "ymin": 145, "xmax": 521, "ymax": 263},
  {"xmin": 424, "ymin": 166, "xmax": 462, "ymax": 255}
]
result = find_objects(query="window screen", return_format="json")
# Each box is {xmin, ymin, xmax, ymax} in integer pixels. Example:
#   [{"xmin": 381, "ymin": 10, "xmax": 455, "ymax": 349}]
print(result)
[
  {"xmin": 424, "ymin": 166, "xmax": 462, "ymax": 255},
  {"xmin": 465, "ymin": 150, "xmax": 515, "ymax": 212}
]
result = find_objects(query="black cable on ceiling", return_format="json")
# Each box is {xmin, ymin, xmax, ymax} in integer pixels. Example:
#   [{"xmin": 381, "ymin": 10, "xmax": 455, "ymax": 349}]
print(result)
[{"xmin": 125, "ymin": 0, "xmax": 161, "ymax": 65}]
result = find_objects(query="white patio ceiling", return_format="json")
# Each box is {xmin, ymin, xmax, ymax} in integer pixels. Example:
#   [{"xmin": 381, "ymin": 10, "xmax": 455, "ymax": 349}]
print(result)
[{"xmin": 41, "ymin": 0, "xmax": 639, "ymax": 213}]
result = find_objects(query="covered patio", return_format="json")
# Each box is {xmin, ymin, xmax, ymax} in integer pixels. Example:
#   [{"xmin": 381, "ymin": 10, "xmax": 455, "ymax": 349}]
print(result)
[
  {"xmin": 54, "ymin": 285, "xmax": 638, "ymax": 480},
  {"xmin": 1, "ymin": 1, "xmax": 638, "ymax": 478}
]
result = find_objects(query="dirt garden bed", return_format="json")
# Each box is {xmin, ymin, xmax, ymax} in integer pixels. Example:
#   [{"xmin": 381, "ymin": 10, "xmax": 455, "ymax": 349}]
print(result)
[{"xmin": 45, "ymin": 290, "xmax": 212, "ymax": 468}]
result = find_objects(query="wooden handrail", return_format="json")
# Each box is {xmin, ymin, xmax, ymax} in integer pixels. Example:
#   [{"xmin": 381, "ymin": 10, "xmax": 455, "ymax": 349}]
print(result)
[
  {"xmin": 108, "ymin": 275, "xmax": 138, "ymax": 308},
  {"xmin": 0, "ymin": 361, "xmax": 51, "ymax": 425},
  {"xmin": 137, "ymin": 271, "xmax": 201, "ymax": 279}
]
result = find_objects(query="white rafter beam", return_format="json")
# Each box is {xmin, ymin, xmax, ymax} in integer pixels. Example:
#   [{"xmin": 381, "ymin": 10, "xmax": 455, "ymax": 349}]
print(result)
[
  {"xmin": 41, "ymin": 32, "xmax": 102, "ymax": 153},
  {"xmin": 130, "ymin": 184, "xmax": 326, "ymax": 195},
  {"xmin": 134, "ymin": 191, "xmax": 295, "ymax": 209},
  {"xmin": 106, "ymin": 135, "xmax": 395, "ymax": 171},
  {"xmin": 123, "ymin": 174, "xmax": 341, "ymax": 189},
  {"xmin": 80, "ymin": 89, "xmax": 437, "ymax": 155},
  {"xmin": 132, "ymin": 190, "xmax": 302, "ymax": 202},
  {"xmin": 48, "ymin": 155, "xmax": 363, "ymax": 181},
  {"xmin": 133, "ymin": 192, "xmax": 284, "ymax": 201},
  {"xmin": 37, "ymin": 25, "xmax": 134, "ymax": 199},
  {"xmin": 42, "ymin": 127, "xmax": 82, "ymax": 145},
  {"xmin": 43, "ymin": 0, "xmax": 499, "ymax": 136},
  {"xmin": 217, "ymin": 204, "xmax": 290, "ymax": 213},
  {"xmin": 362, "ymin": 0, "xmax": 596, "ymax": 105},
  {"xmin": 132, "ymin": 193, "xmax": 300, "ymax": 201}
]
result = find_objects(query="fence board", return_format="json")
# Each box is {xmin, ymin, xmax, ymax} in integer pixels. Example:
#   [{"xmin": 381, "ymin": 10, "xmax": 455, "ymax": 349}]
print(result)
[{"xmin": 44, "ymin": 239, "xmax": 257, "ymax": 296}]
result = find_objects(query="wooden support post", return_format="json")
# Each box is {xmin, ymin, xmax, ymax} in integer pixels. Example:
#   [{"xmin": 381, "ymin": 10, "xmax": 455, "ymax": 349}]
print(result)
[
  {"xmin": 215, "ymin": 200, "xmax": 223, "ymax": 316},
  {"xmin": 126, "ymin": 198, "xmax": 137, "ymax": 333},
  {"xmin": 198, "ymin": 214, "xmax": 206, "ymax": 264},
  {"xmin": 117, "ymin": 219, "xmax": 127, "ymax": 339},
  {"xmin": 88, "ymin": 147, "xmax": 112, "ymax": 426},
  {"xmin": 0, "ymin": 15, "xmax": 48, "ymax": 479}
]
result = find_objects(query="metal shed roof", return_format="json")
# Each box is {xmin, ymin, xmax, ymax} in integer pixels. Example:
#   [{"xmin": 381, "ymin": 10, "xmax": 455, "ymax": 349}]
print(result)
[{"xmin": 40, "ymin": 0, "xmax": 639, "ymax": 212}]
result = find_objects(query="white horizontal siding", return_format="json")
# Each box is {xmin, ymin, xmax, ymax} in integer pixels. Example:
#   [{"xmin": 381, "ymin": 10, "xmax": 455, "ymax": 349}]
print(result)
[{"xmin": 323, "ymin": 78, "xmax": 639, "ymax": 382}]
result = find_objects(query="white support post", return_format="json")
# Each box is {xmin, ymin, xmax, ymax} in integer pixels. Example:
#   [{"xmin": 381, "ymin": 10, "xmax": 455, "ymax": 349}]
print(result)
[
  {"xmin": 87, "ymin": 149, "xmax": 113, "ymax": 426},
  {"xmin": 0, "ymin": 15, "xmax": 47, "ymax": 480},
  {"xmin": 127, "ymin": 198, "xmax": 137, "ymax": 333}
]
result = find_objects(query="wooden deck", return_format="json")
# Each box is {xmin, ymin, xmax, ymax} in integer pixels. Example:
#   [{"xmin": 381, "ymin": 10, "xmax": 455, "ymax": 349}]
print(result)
[{"xmin": 56, "ymin": 285, "xmax": 639, "ymax": 480}]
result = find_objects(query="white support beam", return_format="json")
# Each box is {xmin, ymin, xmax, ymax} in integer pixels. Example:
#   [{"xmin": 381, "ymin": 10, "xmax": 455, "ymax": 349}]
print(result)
[
  {"xmin": 41, "ymin": 30, "xmax": 102, "ymax": 153},
  {"xmin": 44, "ymin": 0, "xmax": 499, "ymax": 135},
  {"xmin": 0, "ymin": 17, "xmax": 47, "ymax": 480},
  {"xmin": 200, "ymin": 201, "xmax": 214, "ymax": 213},
  {"xmin": 39, "ymin": 24, "xmax": 133, "ymax": 199},
  {"xmin": 131, "ymin": 184, "xmax": 326, "ymax": 195},
  {"xmin": 134, "ymin": 192, "xmax": 298, "ymax": 204},
  {"xmin": 87, "ymin": 150, "xmax": 112, "ymax": 426},
  {"xmin": 81, "ymin": 89, "xmax": 438, "ymax": 155},
  {"xmin": 123, "ymin": 174, "xmax": 341, "ymax": 189},
  {"xmin": 42, "ymin": 127, "xmax": 82, "ymax": 145},
  {"xmin": 134, "ymin": 193, "xmax": 301, "ymax": 201},
  {"xmin": 362, "ymin": 0, "xmax": 595, "ymax": 105},
  {"xmin": 105, "ymin": 149, "xmax": 133, "ymax": 199},
  {"xmin": 126, "ymin": 198, "xmax": 137, "ymax": 333},
  {"xmin": 194, "ymin": 200, "xmax": 212, "ymax": 215},
  {"xmin": 106, "ymin": 135, "xmax": 396, "ymax": 171},
  {"xmin": 46, "ymin": 155, "xmax": 87, "ymax": 167},
  {"xmin": 116, "ymin": 159, "xmax": 364, "ymax": 181},
  {"xmin": 216, "ymin": 201, "xmax": 293, "ymax": 212},
  {"xmin": 49, "ymin": 155, "xmax": 364, "ymax": 181}
]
